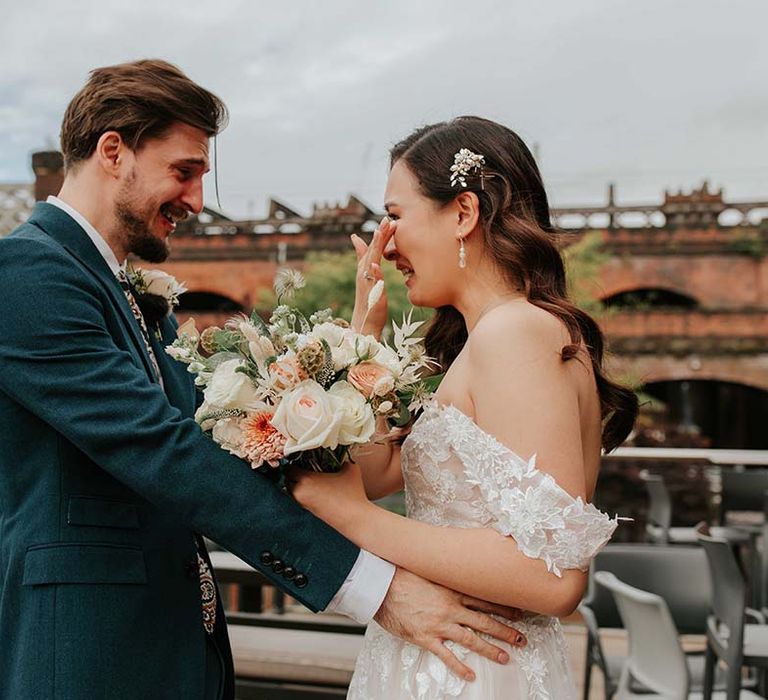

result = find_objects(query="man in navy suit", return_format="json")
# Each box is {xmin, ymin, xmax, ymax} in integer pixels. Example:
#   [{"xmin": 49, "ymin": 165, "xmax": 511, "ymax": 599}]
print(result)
[{"xmin": 0, "ymin": 59, "xmax": 522, "ymax": 699}]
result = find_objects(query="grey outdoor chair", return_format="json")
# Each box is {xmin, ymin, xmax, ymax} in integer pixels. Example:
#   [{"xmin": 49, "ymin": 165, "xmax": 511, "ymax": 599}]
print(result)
[
  {"xmin": 697, "ymin": 531, "xmax": 768, "ymax": 699},
  {"xmin": 720, "ymin": 469, "xmax": 768, "ymax": 524},
  {"xmin": 595, "ymin": 571, "xmax": 762, "ymax": 700},
  {"xmin": 580, "ymin": 544, "xmax": 729, "ymax": 700},
  {"xmin": 643, "ymin": 475, "xmax": 750, "ymax": 546}
]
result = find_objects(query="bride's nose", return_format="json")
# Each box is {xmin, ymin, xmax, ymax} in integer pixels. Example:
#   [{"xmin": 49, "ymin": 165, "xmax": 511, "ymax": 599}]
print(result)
[{"xmin": 383, "ymin": 232, "xmax": 397, "ymax": 261}]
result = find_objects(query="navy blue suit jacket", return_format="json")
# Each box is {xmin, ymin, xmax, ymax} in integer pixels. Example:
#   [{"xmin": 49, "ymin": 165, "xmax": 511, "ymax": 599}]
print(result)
[{"xmin": 0, "ymin": 203, "xmax": 359, "ymax": 699}]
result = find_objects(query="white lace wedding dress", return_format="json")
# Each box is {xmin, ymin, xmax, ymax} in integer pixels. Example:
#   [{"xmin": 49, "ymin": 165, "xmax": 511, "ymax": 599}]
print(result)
[{"xmin": 347, "ymin": 401, "xmax": 618, "ymax": 699}]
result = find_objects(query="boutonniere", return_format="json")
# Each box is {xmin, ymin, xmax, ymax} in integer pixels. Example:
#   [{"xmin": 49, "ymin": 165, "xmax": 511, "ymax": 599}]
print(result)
[{"xmin": 128, "ymin": 266, "xmax": 187, "ymax": 331}]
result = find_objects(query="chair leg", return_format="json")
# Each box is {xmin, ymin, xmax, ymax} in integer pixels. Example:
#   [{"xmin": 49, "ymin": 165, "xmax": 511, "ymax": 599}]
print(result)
[
  {"xmin": 725, "ymin": 663, "xmax": 741, "ymax": 700},
  {"xmin": 582, "ymin": 652, "xmax": 592, "ymax": 700},
  {"xmin": 703, "ymin": 643, "xmax": 715, "ymax": 700}
]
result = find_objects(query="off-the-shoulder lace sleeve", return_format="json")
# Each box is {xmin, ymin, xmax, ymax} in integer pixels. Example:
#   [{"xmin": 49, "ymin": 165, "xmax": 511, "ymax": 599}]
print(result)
[{"xmin": 441, "ymin": 404, "xmax": 618, "ymax": 577}]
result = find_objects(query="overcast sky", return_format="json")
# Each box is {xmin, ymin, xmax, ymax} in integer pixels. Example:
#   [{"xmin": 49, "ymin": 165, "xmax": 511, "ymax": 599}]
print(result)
[{"xmin": 1, "ymin": 0, "xmax": 766, "ymax": 217}]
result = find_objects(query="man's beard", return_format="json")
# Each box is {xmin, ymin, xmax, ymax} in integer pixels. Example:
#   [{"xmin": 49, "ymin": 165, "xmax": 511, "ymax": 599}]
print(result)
[{"xmin": 114, "ymin": 186, "xmax": 170, "ymax": 264}]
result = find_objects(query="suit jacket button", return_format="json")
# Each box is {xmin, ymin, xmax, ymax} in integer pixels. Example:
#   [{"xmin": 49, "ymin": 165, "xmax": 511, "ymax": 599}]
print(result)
[
  {"xmin": 283, "ymin": 566, "xmax": 296, "ymax": 580},
  {"xmin": 260, "ymin": 551, "xmax": 274, "ymax": 566},
  {"xmin": 294, "ymin": 573, "xmax": 308, "ymax": 589},
  {"xmin": 272, "ymin": 559, "xmax": 285, "ymax": 574}
]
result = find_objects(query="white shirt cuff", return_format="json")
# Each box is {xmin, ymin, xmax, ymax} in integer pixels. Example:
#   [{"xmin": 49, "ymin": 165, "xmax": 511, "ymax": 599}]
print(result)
[{"xmin": 325, "ymin": 549, "xmax": 395, "ymax": 624}]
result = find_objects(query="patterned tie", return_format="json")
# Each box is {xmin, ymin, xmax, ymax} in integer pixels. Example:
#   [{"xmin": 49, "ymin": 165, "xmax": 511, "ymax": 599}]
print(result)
[
  {"xmin": 116, "ymin": 270, "xmax": 216, "ymax": 634},
  {"xmin": 116, "ymin": 270, "xmax": 164, "ymax": 388}
]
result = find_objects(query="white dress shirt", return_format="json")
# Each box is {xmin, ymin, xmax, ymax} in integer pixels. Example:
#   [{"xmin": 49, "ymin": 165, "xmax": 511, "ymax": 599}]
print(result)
[{"xmin": 46, "ymin": 195, "xmax": 395, "ymax": 623}]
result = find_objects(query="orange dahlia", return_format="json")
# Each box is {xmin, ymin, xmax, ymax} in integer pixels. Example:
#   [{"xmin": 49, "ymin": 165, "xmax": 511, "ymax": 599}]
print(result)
[{"xmin": 242, "ymin": 409, "xmax": 286, "ymax": 468}]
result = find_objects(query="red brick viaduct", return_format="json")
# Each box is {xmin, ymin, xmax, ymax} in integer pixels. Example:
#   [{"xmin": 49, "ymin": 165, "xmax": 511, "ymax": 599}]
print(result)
[
  {"xmin": 20, "ymin": 152, "xmax": 768, "ymax": 444},
  {"xmin": 158, "ymin": 186, "xmax": 768, "ymax": 397}
]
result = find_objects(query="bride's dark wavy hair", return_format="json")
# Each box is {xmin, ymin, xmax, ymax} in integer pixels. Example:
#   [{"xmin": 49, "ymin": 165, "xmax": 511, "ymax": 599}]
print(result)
[{"xmin": 391, "ymin": 116, "xmax": 637, "ymax": 452}]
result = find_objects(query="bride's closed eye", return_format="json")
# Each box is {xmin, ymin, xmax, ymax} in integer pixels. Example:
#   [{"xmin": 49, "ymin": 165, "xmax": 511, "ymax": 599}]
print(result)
[{"xmin": 386, "ymin": 213, "xmax": 400, "ymax": 222}]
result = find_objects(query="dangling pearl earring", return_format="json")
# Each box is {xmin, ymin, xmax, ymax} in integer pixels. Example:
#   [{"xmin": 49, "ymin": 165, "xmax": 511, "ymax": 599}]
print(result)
[{"xmin": 458, "ymin": 237, "xmax": 467, "ymax": 269}]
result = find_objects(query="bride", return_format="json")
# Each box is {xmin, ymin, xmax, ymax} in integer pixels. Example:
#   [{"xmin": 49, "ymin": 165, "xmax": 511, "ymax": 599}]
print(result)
[{"xmin": 291, "ymin": 116, "xmax": 638, "ymax": 698}]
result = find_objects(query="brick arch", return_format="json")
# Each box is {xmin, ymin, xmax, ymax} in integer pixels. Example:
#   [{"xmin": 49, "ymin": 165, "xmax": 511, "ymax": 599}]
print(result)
[
  {"xmin": 597, "ymin": 282, "xmax": 700, "ymax": 306},
  {"xmin": 608, "ymin": 354, "xmax": 768, "ymax": 393},
  {"xmin": 177, "ymin": 289, "xmax": 244, "ymax": 312},
  {"xmin": 600, "ymin": 285, "xmax": 699, "ymax": 308},
  {"xmin": 158, "ymin": 259, "xmax": 287, "ymax": 310},
  {"xmin": 597, "ymin": 256, "xmax": 766, "ymax": 310}
]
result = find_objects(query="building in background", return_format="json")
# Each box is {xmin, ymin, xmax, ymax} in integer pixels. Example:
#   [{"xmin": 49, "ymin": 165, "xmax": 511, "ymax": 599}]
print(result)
[{"xmin": 4, "ymin": 152, "xmax": 768, "ymax": 448}]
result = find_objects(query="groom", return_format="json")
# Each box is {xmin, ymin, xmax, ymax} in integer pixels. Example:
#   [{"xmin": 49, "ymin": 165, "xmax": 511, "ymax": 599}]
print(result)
[{"xmin": 0, "ymin": 60, "xmax": 522, "ymax": 699}]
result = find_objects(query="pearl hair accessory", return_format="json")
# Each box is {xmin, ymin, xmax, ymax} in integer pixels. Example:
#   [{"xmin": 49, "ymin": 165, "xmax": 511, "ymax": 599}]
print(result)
[{"xmin": 450, "ymin": 148, "xmax": 486, "ymax": 188}]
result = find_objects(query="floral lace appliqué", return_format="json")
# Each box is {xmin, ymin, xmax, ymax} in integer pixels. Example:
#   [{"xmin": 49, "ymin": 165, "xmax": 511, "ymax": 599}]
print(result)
[
  {"xmin": 347, "ymin": 401, "xmax": 612, "ymax": 698},
  {"xmin": 436, "ymin": 402, "xmax": 618, "ymax": 577}
]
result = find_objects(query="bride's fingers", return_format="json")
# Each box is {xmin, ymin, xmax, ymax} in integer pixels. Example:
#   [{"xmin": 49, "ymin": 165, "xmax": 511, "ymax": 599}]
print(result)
[
  {"xmin": 350, "ymin": 234, "xmax": 368, "ymax": 262},
  {"xmin": 370, "ymin": 262, "xmax": 384, "ymax": 282},
  {"xmin": 426, "ymin": 639, "xmax": 476, "ymax": 682},
  {"xmin": 363, "ymin": 218, "xmax": 395, "ymax": 271}
]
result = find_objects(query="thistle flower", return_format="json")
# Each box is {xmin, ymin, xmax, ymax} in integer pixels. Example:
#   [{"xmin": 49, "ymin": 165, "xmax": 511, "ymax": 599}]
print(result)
[
  {"xmin": 200, "ymin": 326, "xmax": 222, "ymax": 354},
  {"xmin": 297, "ymin": 341, "xmax": 325, "ymax": 377},
  {"xmin": 274, "ymin": 268, "xmax": 305, "ymax": 301}
]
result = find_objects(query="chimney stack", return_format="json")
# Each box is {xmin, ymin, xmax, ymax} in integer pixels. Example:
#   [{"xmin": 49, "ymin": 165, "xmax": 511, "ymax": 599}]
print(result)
[{"xmin": 32, "ymin": 151, "xmax": 64, "ymax": 201}]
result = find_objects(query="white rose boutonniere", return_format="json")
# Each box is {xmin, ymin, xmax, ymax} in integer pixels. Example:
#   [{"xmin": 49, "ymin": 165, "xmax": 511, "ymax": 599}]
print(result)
[{"xmin": 128, "ymin": 267, "xmax": 187, "ymax": 323}]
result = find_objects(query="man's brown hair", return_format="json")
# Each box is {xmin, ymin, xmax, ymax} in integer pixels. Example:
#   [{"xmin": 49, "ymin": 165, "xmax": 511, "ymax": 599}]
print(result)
[{"xmin": 60, "ymin": 59, "xmax": 228, "ymax": 170}]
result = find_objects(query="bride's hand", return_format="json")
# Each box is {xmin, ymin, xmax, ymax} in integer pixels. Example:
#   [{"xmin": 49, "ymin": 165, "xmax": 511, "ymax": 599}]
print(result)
[
  {"xmin": 350, "ymin": 217, "xmax": 396, "ymax": 339},
  {"xmin": 289, "ymin": 462, "xmax": 370, "ymax": 533}
]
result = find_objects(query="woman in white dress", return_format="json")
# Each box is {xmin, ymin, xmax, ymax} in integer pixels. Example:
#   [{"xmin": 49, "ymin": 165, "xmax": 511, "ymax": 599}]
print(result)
[{"xmin": 292, "ymin": 116, "xmax": 638, "ymax": 698}]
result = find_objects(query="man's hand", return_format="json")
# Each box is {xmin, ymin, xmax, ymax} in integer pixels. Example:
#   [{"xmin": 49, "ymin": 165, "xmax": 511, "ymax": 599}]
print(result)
[{"xmin": 374, "ymin": 568, "xmax": 526, "ymax": 682}]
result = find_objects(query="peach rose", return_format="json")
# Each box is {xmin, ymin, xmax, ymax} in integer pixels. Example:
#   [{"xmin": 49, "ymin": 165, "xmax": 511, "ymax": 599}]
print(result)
[
  {"xmin": 347, "ymin": 362, "xmax": 394, "ymax": 399},
  {"xmin": 269, "ymin": 356, "xmax": 307, "ymax": 392}
]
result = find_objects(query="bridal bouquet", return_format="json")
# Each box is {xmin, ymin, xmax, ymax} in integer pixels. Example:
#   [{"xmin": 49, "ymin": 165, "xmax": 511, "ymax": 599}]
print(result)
[{"xmin": 166, "ymin": 269, "xmax": 438, "ymax": 472}]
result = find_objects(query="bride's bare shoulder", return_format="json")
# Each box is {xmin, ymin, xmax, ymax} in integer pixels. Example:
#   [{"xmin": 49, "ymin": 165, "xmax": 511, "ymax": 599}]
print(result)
[{"xmin": 468, "ymin": 300, "xmax": 570, "ymax": 362}]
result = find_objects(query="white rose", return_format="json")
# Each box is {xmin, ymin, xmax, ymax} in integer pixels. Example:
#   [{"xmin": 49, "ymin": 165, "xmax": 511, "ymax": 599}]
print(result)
[
  {"xmin": 328, "ymin": 380, "xmax": 376, "ymax": 445},
  {"xmin": 142, "ymin": 269, "xmax": 187, "ymax": 299},
  {"xmin": 270, "ymin": 380, "xmax": 343, "ymax": 455},
  {"xmin": 211, "ymin": 417, "xmax": 246, "ymax": 458},
  {"xmin": 370, "ymin": 343, "xmax": 402, "ymax": 376},
  {"xmin": 312, "ymin": 322, "xmax": 358, "ymax": 370},
  {"xmin": 203, "ymin": 359, "xmax": 263, "ymax": 410},
  {"xmin": 352, "ymin": 333, "xmax": 378, "ymax": 359},
  {"xmin": 312, "ymin": 322, "xmax": 348, "ymax": 348},
  {"xmin": 331, "ymin": 343, "xmax": 358, "ymax": 371}
]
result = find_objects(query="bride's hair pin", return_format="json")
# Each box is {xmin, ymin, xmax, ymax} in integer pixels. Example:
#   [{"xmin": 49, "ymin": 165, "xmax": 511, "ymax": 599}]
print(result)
[{"xmin": 450, "ymin": 148, "xmax": 487, "ymax": 189}]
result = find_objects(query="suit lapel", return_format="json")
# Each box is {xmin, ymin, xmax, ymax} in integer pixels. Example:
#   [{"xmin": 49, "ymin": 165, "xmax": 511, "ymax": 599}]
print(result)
[
  {"xmin": 29, "ymin": 203, "xmax": 158, "ymax": 383},
  {"xmin": 150, "ymin": 318, "xmax": 197, "ymax": 418}
]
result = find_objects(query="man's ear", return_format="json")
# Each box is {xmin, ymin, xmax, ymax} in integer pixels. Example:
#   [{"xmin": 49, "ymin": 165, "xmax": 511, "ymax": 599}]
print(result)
[
  {"xmin": 95, "ymin": 131, "xmax": 126, "ymax": 178},
  {"xmin": 454, "ymin": 190, "xmax": 481, "ymax": 241}
]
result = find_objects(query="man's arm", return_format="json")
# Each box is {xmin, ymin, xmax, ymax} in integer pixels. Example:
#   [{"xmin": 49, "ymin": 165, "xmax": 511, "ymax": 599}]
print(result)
[
  {"xmin": 0, "ymin": 233, "xmax": 358, "ymax": 612},
  {"xmin": 0, "ymin": 233, "xmax": 526, "ymax": 677}
]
